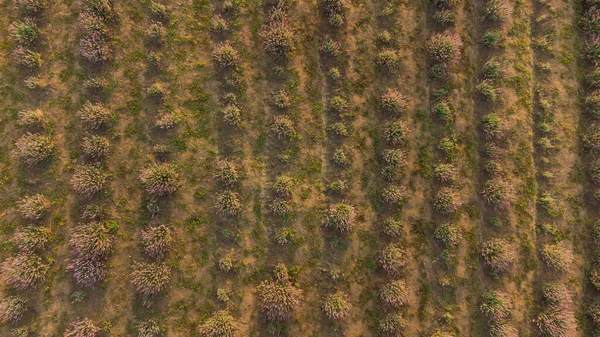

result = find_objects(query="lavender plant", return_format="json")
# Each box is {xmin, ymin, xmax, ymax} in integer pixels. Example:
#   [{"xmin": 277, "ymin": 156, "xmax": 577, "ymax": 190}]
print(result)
[
  {"xmin": 71, "ymin": 164, "xmax": 108, "ymax": 198},
  {"xmin": 130, "ymin": 262, "xmax": 171, "ymax": 296},
  {"xmin": 139, "ymin": 163, "xmax": 180, "ymax": 197},
  {"xmin": 14, "ymin": 132, "xmax": 54, "ymax": 166},
  {"xmin": 198, "ymin": 310, "xmax": 237, "ymax": 337},
  {"xmin": 17, "ymin": 194, "xmax": 49, "ymax": 220},
  {"xmin": 379, "ymin": 245, "xmax": 407, "ymax": 276},
  {"xmin": 69, "ymin": 222, "xmax": 113, "ymax": 258},
  {"xmin": 322, "ymin": 292, "xmax": 351, "ymax": 320},
  {"xmin": 256, "ymin": 263, "xmax": 302, "ymax": 321},
  {"xmin": 67, "ymin": 255, "xmax": 107, "ymax": 287},
  {"xmin": 379, "ymin": 280, "xmax": 409, "ymax": 307},
  {"xmin": 1, "ymin": 254, "xmax": 49, "ymax": 290},
  {"xmin": 323, "ymin": 202, "xmax": 356, "ymax": 232},
  {"xmin": 141, "ymin": 225, "xmax": 173, "ymax": 260},
  {"xmin": 64, "ymin": 317, "xmax": 101, "ymax": 337}
]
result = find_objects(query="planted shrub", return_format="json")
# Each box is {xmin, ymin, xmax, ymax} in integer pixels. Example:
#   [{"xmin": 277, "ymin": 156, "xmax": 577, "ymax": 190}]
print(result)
[
  {"xmin": 329, "ymin": 95, "xmax": 348, "ymax": 113},
  {"xmin": 320, "ymin": 37, "xmax": 341, "ymax": 57},
  {"xmin": 271, "ymin": 116, "xmax": 296, "ymax": 139},
  {"xmin": 482, "ymin": 30, "xmax": 501, "ymax": 47},
  {"xmin": 430, "ymin": 63, "xmax": 450, "ymax": 79},
  {"xmin": 583, "ymin": 124, "xmax": 600, "ymax": 154},
  {"xmin": 67, "ymin": 255, "xmax": 107, "ymax": 287},
  {"xmin": 591, "ymin": 268, "xmax": 600, "ymax": 290},
  {"xmin": 147, "ymin": 21, "xmax": 166, "ymax": 43},
  {"xmin": 432, "ymin": 0, "xmax": 458, "ymax": 9},
  {"xmin": 131, "ymin": 262, "xmax": 171, "ymax": 296},
  {"xmin": 483, "ymin": 0, "xmax": 508, "ymax": 22},
  {"xmin": 82, "ymin": 135, "xmax": 110, "ymax": 160},
  {"xmin": 2, "ymin": 254, "xmax": 48, "ymax": 290},
  {"xmin": 139, "ymin": 163, "xmax": 180, "ymax": 197},
  {"xmin": 483, "ymin": 58, "xmax": 502, "ymax": 79},
  {"xmin": 17, "ymin": 194, "xmax": 49, "ymax": 220},
  {"xmin": 541, "ymin": 243, "xmax": 573, "ymax": 271},
  {"xmin": 379, "ymin": 245, "xmax": 407, "ymax": 276},
  {"xmin": 13, "ymin": 47, "xmax": 41, "ymax": 68},
  {"xmin": 149, "ymin": 1, "xmax": 168, "ymax": 19},
  {"xmin": 323, "ymin": 0, "xmax": 344, "ymax": 20},
  {"xmin": 427, "ymin": 32, "xmax": 462, "ymax": 64},
  {"xmin": 70, "ymin": 222, "xmax": 113, "ymax": 258},
  {"xmin": 537, "ymin": 307, "xmax": 576, "ymax": 337},
  {"xmin": 272, "ymin": 89, "xmax": 292, "ymax": 110},
  {"xmin": 218, "ymin": 257, "xmax": 233, "ymax": 272},
  {"xmin": 434, "ymin": 222, "xmax": 461, "ymax": 247},
  {"xmin": 588, "ymin": 69, "xmax": 600, "ymax": 87},
  {"xmin": 433, "ymin": 102, "xmax": 454, "ymax": 122},
  {"xmin": 64, "ymin": 317, "xmax": 101, "ymax": 337},
  {"xmin": 477, "ymin": 81, "xmax": 497, "ymax": 101},
  {"xmin": 273, "ymin": 176, "xmax": 293, "ymax": 197},
  {"xmin": 377, "ymin": 30, "xmax": 392, "ymax": 45},
  {"xmin": 212, "ymin": 15, "xmax": 230, "ymax": 32},
  {"xmin": 137, "ymin": 320, "xmax": 162, "ymax": 337},
  {"xmin": 221, "ymin": 104, "xmax": 242, "ymax": 126},
  {"xmin": 589, "ymin": 301, "xmax": 600, "ymax": 325},
  {"xmin": 256, "ymin": 263, "xmax": 302, "ymax": 321},
  {"xmin": 80, "ymin": 0, "xmax": 113, "ymax": 19},
  {"xmin": 433, "ymin": 9, "xmax": 454, "ymax": 25},
  {"xmin": 384, "ymin": 120, "xmax": 409, "ymax": 145},
  {"xmin": 198, "ymin": 310, "xmax": 237, "ymax": 337},
  {"xmin": 78, "ymin": 12, "xmax": 108, "ymax": 36},
  {"xmin": 481, "ymin": 178, "xmax": 514, "ymax": 209},
  {"xmin": 379, "ymin": 279, "xmax": 409, "ymax": 307},
  {"xmin": 9, "ymin": 19, "xmax": 38, "ymax": 45},
  {"xmin": 582, "ymin": 6, "xmax": 600, "ymax": 36},
  {"xmin": 383, "ymin": 218, "xmax": 403, "ymax": 238},
  {"xmin": 376, "ymin": 49, "xmax": 400, "ymax": 71},
  {"xmin": 71, "ymin": 164, "xmax": 108, "ymax": 198},
  {"xmin": 80, "ymin": 30, "xmax": 112, "ymax": 62},
  {"xmin": 480, "ymin": 291, "xmax": 513, "ymax": 322},
  {"xmin": 78, "ymin": 102, "xmax": 111, "ymax": 129},
  {"xmin": 587, "ymin": 35, "xmax": 600, "ymax": 65},
  {"xmin": 155, "ymin": 113, "xmax": 178, "ymax": 129},
  {"xmin": 14, "ymin": 132, "xmax": 54, "ymax": 166},
  {"xmin": 481, "ymin": 113, "xmax": 506, "ymax": 140},
  {"xmin": 213, "ymin": 43, "xmax": 240, "ymax": 68},
  {"xmin": 332, "ymin": 148, "xmax": 350, "ymax": 166},
  {"xmin": 328, "ymin": 67, "xmax": 341, "ymax": 81},
  {"xmin": 587, "ymin": 91, "xmax": 600, "ymax": 118},
  {"xmin": 383, "ymin": 149, "xmax": 407, "ymax": 168},
  {"xmin": 16, "ymin": 0, "xmax": 46, "ymax": 14},
  {"xmin": 260, "ymin": 19, "xmax": 295, "ymax": 60},
  {"xmin": 14, "ymin": 226, "xmax": 50, "ymax": 253},
  {"xmin": 432, "ymin": 188, "xmax": 459, "ymax": 214},
  {"xmin": 214, "ymin": 160, "xmax": 239, "ymax": 187},
  {"xmin": 17, "ymin": 109, "xmax": 45, "ymax": 129},
  {"xmin": 489, "ymin": 322, "xmax": 518, "ymax": 337},
  {"xmin": 382, "ymin": 184, "xmax": 407, "ymax": 206},
  {"xmin": 324, "ymin": 202, "xmax": 356, "ymax": 232},
  {"xmin": 0, "ymin": 296, "xmax": 27, "ymax": 324},
  {"xmin": 381, "ymin": 89, "xmax": 408, "ymax": 115},
  {"xmin": 215, "ymin": 190, "xmax": 241, "ymax": 216},
  {"xmin": 434, "ymin": 163, "xmax": 457, "ymax": 183},
  {"xmin": 322, "ymin": 292, "xmax": 351, "ymax": 320},
  {"xmin": 481, "ymin": 238, "xmax": 515, "ymax": 274},
  {"xmin": 141, "ymin": 225, "xmax": 172, "ymax": 260},
  {"xmin": 542, "ymin": 283, "xmax": 571, "ymax": 307},
  {"xmin": 379, "ymin": 313, "xmax": 407, "ymax": 334},
  {"xmin": 329, "ymin": 179, "xmax": 348, "ymax": 193},
  {"xmin": 268, "ymin": 198, "xmax": 292, "ymax": 217}
]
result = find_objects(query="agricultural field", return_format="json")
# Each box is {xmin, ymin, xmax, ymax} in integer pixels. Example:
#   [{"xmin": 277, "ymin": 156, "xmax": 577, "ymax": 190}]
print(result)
[{"xmin": 0, "ymin": 0, "xmax": 596, "ymax": 336}]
